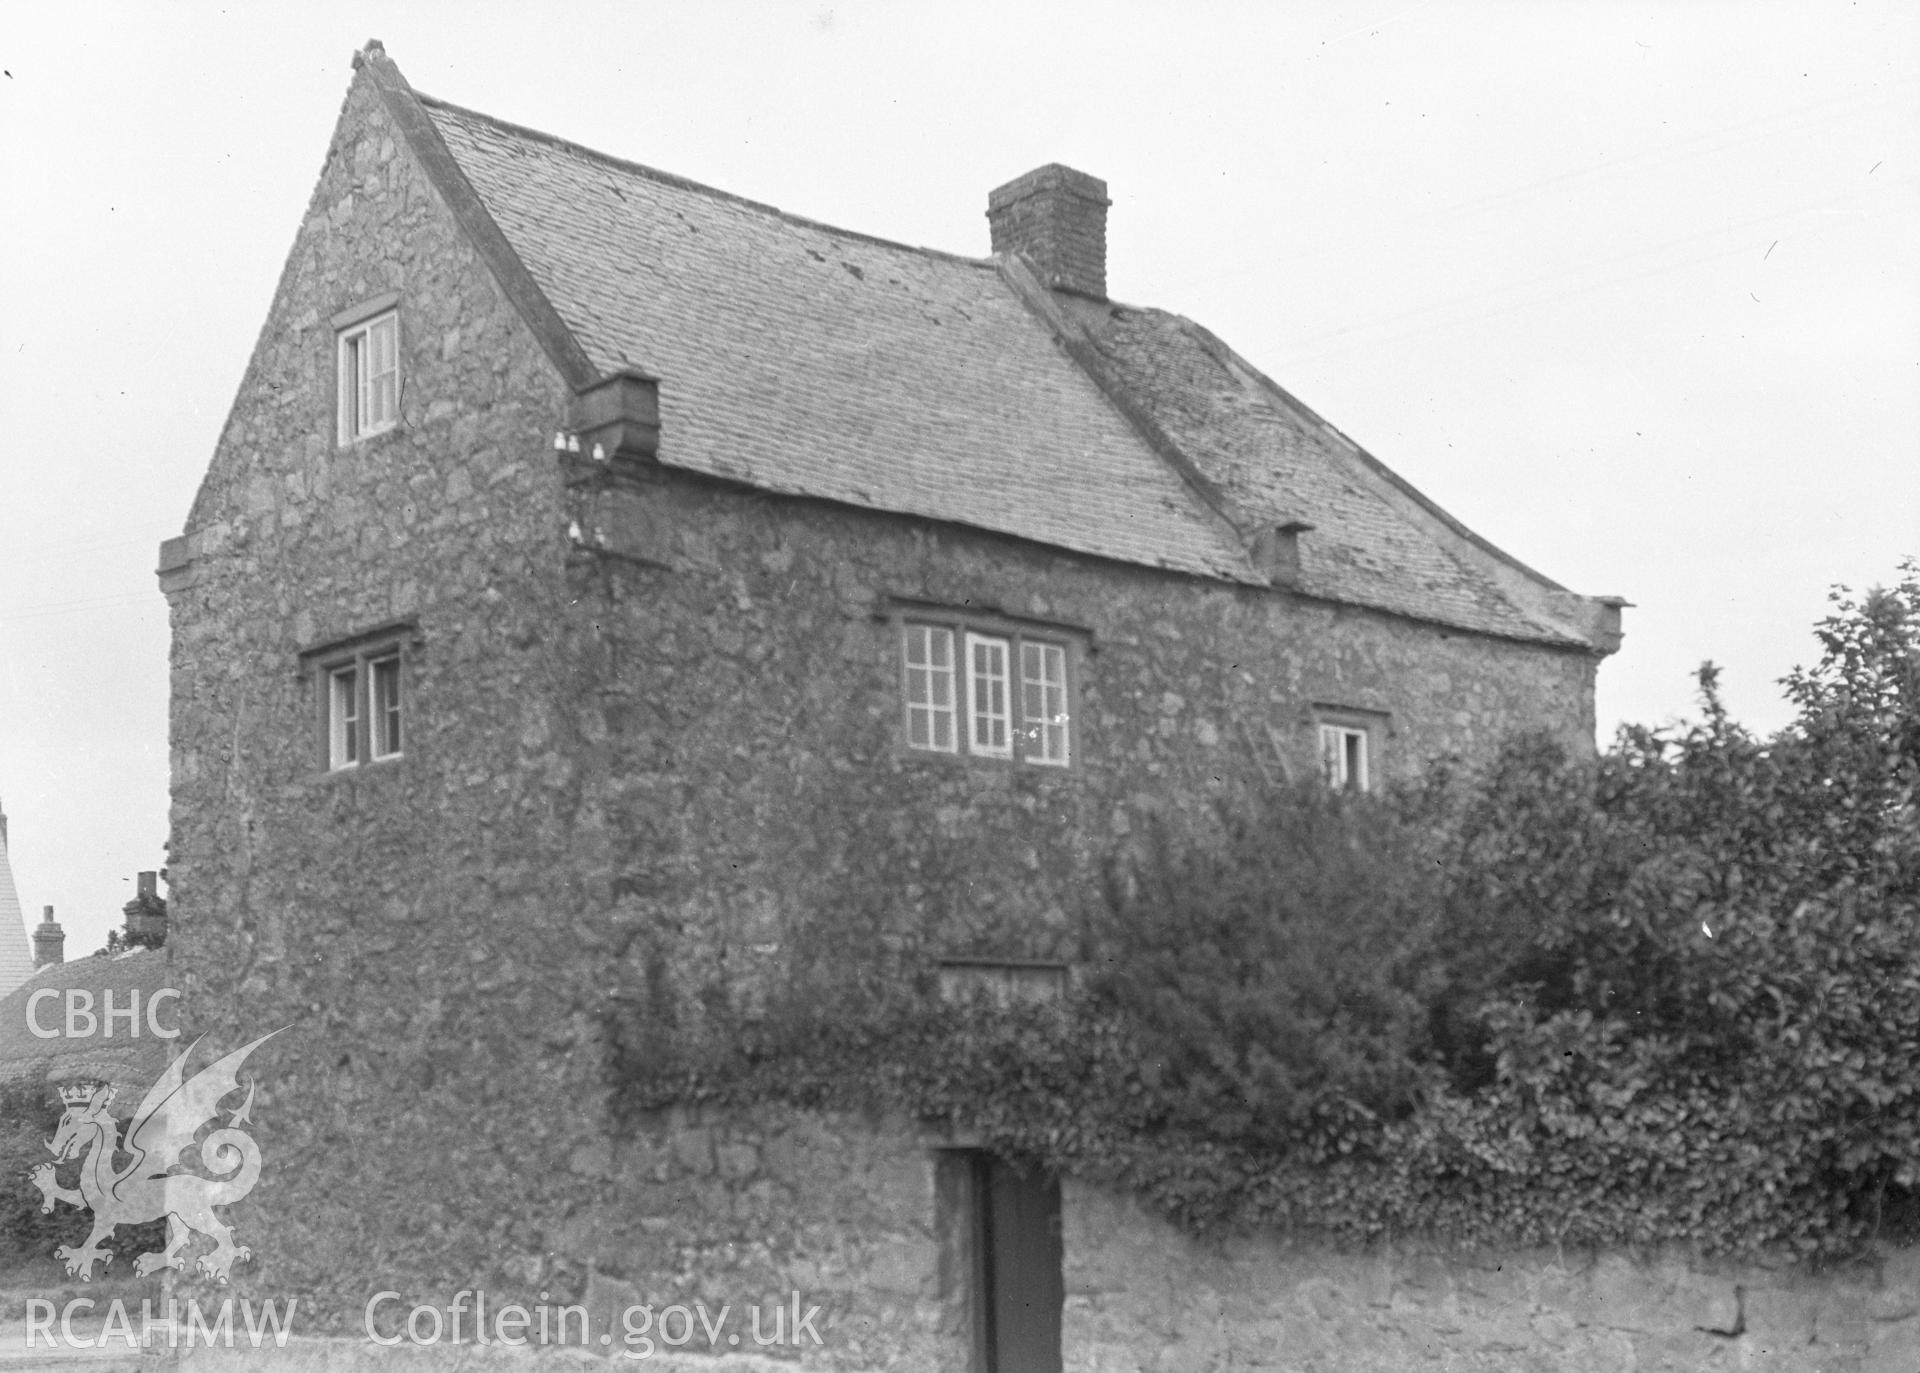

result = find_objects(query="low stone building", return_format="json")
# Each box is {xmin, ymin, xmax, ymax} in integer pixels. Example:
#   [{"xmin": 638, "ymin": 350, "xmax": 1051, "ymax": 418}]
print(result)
[
  {"xmin": 0, "ymin": 876, "xmax": 176, "ymax": 1101},
  {"xmin": 157, "ymin": 43, "xmax": 1626, "ymax": 1366}
]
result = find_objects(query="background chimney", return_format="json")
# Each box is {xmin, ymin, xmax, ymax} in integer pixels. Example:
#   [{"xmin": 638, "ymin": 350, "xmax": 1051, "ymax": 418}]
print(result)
[
  {"xmin": 33, "ymin": 907, "xmax": 64, "ymax": 968},
  {"xmin": 123, "ymin": 871, "xmax": 167, "ymax": 947},
  {"xmin": 988, "ymin": 164, "xmax": 1111, "ymax": 300}
]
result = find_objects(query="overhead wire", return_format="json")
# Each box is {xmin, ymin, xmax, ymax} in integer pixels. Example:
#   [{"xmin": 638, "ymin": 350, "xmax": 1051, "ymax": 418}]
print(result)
[
  {"xmin": 1269, "ymin": 188, "xmax": 1917, "ymax": 363},
  {"xmin": 1154, "ymin": 75, "xmax": 1919, "ymax": 298}
]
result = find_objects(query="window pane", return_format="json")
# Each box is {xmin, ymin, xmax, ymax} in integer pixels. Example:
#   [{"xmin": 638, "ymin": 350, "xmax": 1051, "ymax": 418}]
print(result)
[
  {"xmin": 966, "ymin": 633, "xmax": 1010, "ymax": 757},
  {"xmin": 357, "ymin": 332, "xmax": 375, "ymax": 436},
  {"xmin": 368, "ymin": 315, "xmax": 398, "ymax": 427},
  {"xmin": 329, "ymin": 666, "xmax": 359, "ymax": 769},
  {"xmin": 343, "ymin": 335, "xmax": 363, "ymax": 438},
  {"xmin": 341, "ymin": 314, "xmax": 399, "ymax": 439},
  {"xmin": 1020, "ymin": 641, "xmax": 1069, "ymax": 766},
  {"xmin": 904, "ymin": 624, "xmax": 957, "ymax": 753},
  {"xmin": 371, "ymin": 655, "xmax": 402, "ymax": 758},
  {"xmin": 1319, "ymin": 724, "xmax": 1369, "ymax": 791}
]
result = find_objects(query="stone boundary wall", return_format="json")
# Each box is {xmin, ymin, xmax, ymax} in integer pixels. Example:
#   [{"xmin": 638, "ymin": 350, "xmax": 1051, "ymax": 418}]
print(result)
[
  {"xmin": 1067, "ymin": 1184, "xmax": 1920, "ymax": 1371},
  {"xmin": 10, "ymin": 1102, "xmax": 1916, "ymax": 1370}
]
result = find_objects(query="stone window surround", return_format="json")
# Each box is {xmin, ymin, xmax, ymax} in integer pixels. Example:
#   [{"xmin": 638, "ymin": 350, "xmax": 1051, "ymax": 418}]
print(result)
[
  {"xmin": 1313, "ymin": 703, "xmax": 1389, "ymax": 793},
  {"xmin": 887, "ymin": 601, "xmax": 1084, "ymax": 770},
  {"xmin": 333, "ymin": 291, "xmax": 402, "ymax": 446},
  {"xmin": 299, "ymin": 618, "xmax": 421, "ymax": 775}
]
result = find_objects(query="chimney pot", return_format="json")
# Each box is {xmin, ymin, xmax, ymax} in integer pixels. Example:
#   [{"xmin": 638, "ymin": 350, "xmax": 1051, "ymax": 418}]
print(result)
[
  {"xmin": 33, "ymin": 907, "xmax": 64, "ymax": 969},
  {"xmin": 123, "ymin": 873, "xmax": 167, "ymax": 947},
  {"xmin": 987, "ymin": 164, "xmax": 1111, "ymax": 300}
]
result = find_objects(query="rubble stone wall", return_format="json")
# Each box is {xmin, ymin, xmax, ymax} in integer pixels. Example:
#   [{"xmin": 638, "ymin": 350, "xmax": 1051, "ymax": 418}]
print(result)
[{"xmin": 1065, "ymin": 1185, "xmax": 1920, "ymax": 1372}]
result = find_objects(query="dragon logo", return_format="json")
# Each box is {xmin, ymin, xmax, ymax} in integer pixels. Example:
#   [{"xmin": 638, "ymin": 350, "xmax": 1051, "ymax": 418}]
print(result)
[{"xmin": 29, "ymin": 1030, "xmax": 281, "ymax": 1283}]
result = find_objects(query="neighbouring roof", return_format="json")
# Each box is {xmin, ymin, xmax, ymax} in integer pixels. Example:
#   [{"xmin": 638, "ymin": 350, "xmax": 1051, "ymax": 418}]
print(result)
[
  {"xmin": 0, "ymin": 949, "xmax": 175, "ymax": 1108},
  {"xmin": 360, "ymin": 46, "xmax": 1615, "ymax": 651}
]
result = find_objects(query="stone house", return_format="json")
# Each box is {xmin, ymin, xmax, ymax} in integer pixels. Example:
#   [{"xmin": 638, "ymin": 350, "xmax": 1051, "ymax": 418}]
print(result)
[{"xmin": 156, "ymin": 42, "xmax": 1622, "ymax": 1368}]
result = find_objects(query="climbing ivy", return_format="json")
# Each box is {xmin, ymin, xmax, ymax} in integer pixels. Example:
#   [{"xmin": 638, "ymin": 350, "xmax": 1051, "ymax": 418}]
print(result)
[{"xmin": 608, "ymin": 564, "xmax": 1920, "ymax": 1258}]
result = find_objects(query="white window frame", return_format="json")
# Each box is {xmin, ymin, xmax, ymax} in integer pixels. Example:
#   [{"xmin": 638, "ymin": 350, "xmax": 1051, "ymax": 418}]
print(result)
[
  {"xmin": 336, "ymin": 307, "xmax": 399, "ymax": 444},
  {"xmin": 328, "ymin": 665, "xmax": 360, "ymax": 770},
  {"xmin": 316, "ymin": 639, "xmax": 408, "ymax": 773},
  {"xmin": 368, "ymin": 653, "xmax": 403, "ymax": 761},
  {"xmin": 1318, "ymin": 721, "xmax": 1372, "ymax": 793},
  {"xmin": 903, "ymin": 624, "xmax": 958, "ymax": 754},
  {"xmin": 965, "ymin": 632, "xmax": 1013, "ymax": 760},
  {"xmin": 1019, "ymin": 640, "xmax": 1070, "ymax": 767},
  {"xmin": 901, "ymin": 615, "xmax": 1077, "ymax": 767}
]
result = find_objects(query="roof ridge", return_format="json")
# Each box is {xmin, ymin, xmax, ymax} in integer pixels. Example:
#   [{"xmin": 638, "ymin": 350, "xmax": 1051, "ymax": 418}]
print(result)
[
  {"xmin": 1165, "ymin": 313, "xmax": 1614, "ymax": 647},
  {"xmin": 1167, "ymin": 310, "xmax": 1575, "ymax": 597},
  {"xmin": 416, "ymin": 93, "xmax": 1000, "ymax": 272}
]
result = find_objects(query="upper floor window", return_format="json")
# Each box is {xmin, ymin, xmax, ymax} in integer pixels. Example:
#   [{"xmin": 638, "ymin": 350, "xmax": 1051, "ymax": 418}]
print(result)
[
  {"xmin": 901, "ymin": 615, "xmax": 1075, "ymax": 767},
  {"xmin": 335, "ymin": 298, "xmax": 400, "ymax": 443},
  {"xmin": 1315, "ymin": 708, "xmax": 1384, "ymax": 793},
  {"xmin": 1319, "ymin": 723, "xmax": 1369, "ymax": 792}
]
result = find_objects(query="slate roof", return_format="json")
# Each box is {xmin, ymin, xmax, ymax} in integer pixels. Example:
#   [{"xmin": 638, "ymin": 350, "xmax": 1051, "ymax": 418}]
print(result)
[
  {"xmin": 361, "ymin": 48, "xmax": 1611, "ymax": 649},
  {"xmin": 425, "ymin": 97, "xmax": 1253, "ymax": 586},
  {"xmin": 1078, "ymin": 307, "xmax": 1579, "ymax": 642}
]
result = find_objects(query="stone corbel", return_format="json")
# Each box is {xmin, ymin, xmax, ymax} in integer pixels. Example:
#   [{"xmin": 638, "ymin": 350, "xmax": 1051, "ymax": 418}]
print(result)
[{"xmin": 567, "ymin": 370, "xmax": 661, "ymax": 463}]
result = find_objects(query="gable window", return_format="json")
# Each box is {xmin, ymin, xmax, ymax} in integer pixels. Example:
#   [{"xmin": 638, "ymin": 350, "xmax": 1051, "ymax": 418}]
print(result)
[
  {"xmin": 305, "ymin": 625, "xmax": 415, "ymax": 773},
  {"xmin": 900, "ymin": 614, "xmax": 1075, "ymax": 767},
  {"xmin": 335, "ymin": 298, "xmax": 400, "ymax": 443}
]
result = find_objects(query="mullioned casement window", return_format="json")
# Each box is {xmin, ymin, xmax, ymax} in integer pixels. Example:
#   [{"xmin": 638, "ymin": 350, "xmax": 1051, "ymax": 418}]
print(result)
[
  {"xmin": 334, "ymin": 293, "xmax": 401, "ymax": 444},
  {"xmin": 301, "ymin": 621, "xmax": 416, "ymax": 773},
  {"xmin": 900, "ymin": 614, "xmax": 1076, "ymax": 767},
  {"xmin": 326, "ymin": 653, "xmax": 402, "ymax": 770}
]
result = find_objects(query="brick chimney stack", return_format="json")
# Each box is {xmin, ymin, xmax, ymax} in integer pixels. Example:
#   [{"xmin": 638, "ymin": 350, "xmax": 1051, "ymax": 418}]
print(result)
[
  {"xmin": 123, "ymin": 871, "xmax": 167, "ymax": 946},
  {"xmin": 988, "ymin": 164, "xmax": 1111, "ymax": 300},
  {"xmin": 33, "ymin": 907, "xmax": 64, "ymax": 968}
]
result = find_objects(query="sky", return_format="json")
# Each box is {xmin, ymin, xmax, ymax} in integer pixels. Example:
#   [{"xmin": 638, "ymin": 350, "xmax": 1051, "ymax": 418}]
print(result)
[{"xmin": 0, "ymin": 1, "xmax": 1915, "ymax": 958}]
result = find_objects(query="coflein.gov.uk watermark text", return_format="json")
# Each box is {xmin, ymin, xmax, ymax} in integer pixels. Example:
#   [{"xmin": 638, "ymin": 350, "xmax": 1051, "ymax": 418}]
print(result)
[
  {"xmin": 23, "ymin": 1292, "xmax": 824, "ymax": 1358},
  {"xmin": 367, "ymin": 1290, "xmax": 824, "ymax": 1357}
]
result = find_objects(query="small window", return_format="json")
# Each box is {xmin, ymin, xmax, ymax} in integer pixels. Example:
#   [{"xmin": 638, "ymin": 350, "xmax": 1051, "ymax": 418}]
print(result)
[
  {"xmin": 319, "ymin": 643, "xmax": 406, "ymax": 772},
  {"xmin": 338, "ymin": 310, "xmax": 399, "ymax": 442},
  {"xmin": 902, "ymin": 615, "xmax": 1075, "ymax": 767},
  {"xmin": 1318, "ymin": 722, "xmax": 1371, "ymax": 792}
]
